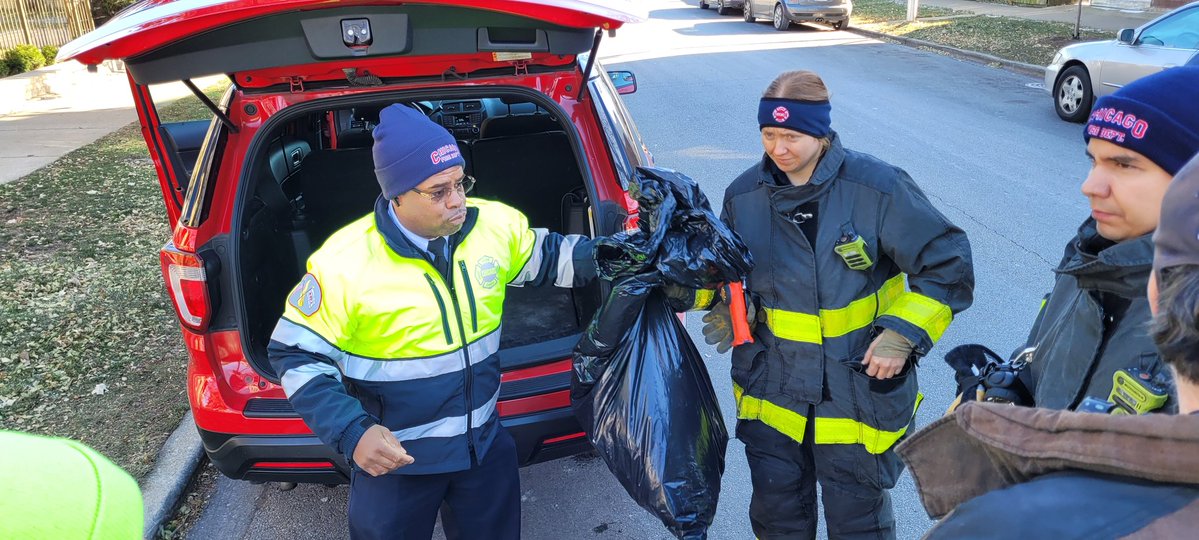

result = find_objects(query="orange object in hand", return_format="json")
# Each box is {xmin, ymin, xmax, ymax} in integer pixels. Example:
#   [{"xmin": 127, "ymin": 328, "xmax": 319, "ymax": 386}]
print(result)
[{"xmin": 726, "ymin": 281, "xmax": 755, "ymax": 347}]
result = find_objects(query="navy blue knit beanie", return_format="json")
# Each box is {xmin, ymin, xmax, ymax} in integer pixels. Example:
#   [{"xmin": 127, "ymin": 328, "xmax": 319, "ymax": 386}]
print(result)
[
  {"xmin": 372, "ymin": 104, "xmax": 465, "ymax": 199},
  {"xmin": 1084, "ymin": 66, "xmax": 1199, "ymax": 176}
]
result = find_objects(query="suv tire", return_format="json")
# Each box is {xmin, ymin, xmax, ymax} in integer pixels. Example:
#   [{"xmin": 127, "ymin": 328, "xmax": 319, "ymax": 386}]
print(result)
[
  {"xmin": 773, "ymin": 4, "xmax": 791, "ymax": 31},
  {"xmin": 744, "ymin": 2, "xmax": 755, "ymax": 22},
  {"xmin": 834, "ymin": 19, "xmax": 848, "ymax": 31},
  {"xmin": 699, "ymin": 0, "xmax": 710, "ymax": 9},
  {"xmin": 717, "ymin": 0, "xmax": 733, "ymax": 15}
]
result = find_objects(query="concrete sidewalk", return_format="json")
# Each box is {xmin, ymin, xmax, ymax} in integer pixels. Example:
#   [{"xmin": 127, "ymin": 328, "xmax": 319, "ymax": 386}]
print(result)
[
  {"xmin": 0, "ymin": 62, "xmax": 216, "ymax": 185},
  {"xmin": 918, "ymin": 0, "xmax": 1166, "ymax": 31}
]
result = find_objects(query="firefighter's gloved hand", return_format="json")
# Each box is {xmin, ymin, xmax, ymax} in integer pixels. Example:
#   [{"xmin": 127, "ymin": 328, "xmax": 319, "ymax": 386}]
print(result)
[
  {"xmin": 701, "ymin": 302, "xmax": 734, "ymax": 354},
  {"xmin": 701, "ymin": 298, "xmax": 757, "ymax": 354},
  {"xmin": 353, "ymin": 424, "xmax": 415, "ymax": 477},
  {"xmin": 862, "ymin": 329, "xmax": 914, "ymax": 380},
  {"xmin": 661, "ymin": 283, "xmax": 700, "ymax": 313}
]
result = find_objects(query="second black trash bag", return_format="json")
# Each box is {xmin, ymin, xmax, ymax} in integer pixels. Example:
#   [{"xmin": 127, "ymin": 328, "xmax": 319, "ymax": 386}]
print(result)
[{"xmin": 572, "ymin": 275, "xmax": 727, "ymax": 540}]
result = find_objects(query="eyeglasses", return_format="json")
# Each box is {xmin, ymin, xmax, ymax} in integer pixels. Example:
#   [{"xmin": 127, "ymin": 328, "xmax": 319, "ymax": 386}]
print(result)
[{"xmin": 408, "ymin": 175, "xmax": 475, "ymax": 203}]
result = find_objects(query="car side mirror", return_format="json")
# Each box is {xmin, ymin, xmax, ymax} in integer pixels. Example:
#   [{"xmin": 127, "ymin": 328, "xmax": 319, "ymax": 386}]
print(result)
[
  {"xmin": 607, "ymin": 71, "xmax": 637, "ymax": 95},
  {"xmin": 1117, "ymin": 28, "xmax": 1135, "ymax": 44}
]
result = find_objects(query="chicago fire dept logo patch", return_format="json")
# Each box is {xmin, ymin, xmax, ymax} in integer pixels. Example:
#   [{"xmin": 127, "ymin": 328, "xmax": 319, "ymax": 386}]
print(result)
[
  {"xmin": 476, "ymin": 256, "xmax": 500, "ymax": 289},
  {"xmin": 772, "ymin": 106, "xmax": 790, "ymax": 123},
  {"xmin": 430, "ymin": 144, "xmax": 461, "ymax": 165},
  {"xmin": 288, "ymin": 273, "xmax": 322, "ymax": 317}
]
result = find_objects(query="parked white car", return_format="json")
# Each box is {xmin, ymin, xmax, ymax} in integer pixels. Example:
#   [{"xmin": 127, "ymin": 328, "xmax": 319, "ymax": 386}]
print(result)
[{"xmin": 1045, "ymin": 1, "xmax": 1199, "ymax": 122}]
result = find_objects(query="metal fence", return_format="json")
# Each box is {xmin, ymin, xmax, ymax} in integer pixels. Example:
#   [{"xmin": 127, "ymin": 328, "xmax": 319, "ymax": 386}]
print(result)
[{"xmin": 0, "ymin": 0, "xmax": 94, "ymax": 50}]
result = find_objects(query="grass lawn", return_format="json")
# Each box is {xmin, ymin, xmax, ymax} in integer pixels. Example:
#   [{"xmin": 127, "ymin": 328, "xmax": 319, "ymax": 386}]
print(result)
[
  {"xmin": 852, "ymin": 0, "xmax": 1110, "ymax": 66},
  {"xmin": 0, "ymin": 81, "xmax": 228, "ymax": 480}
]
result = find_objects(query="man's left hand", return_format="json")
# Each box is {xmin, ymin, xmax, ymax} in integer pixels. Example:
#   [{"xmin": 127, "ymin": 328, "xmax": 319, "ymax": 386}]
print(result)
[{"xmin": 862, "ymin": 329, "xmax": 914, "ymax": 380}]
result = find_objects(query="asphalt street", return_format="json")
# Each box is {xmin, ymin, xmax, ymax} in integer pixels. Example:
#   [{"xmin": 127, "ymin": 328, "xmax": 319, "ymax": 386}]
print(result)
[{"xmin": 189, "ymin": 1, "xmax": 1095, "ymax": 538}]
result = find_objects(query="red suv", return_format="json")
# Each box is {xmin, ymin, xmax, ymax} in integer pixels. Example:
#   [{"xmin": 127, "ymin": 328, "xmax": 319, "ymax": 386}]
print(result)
[{"xmin": 61, "ymin": 0, "xmax": 649, "ymax": 485}]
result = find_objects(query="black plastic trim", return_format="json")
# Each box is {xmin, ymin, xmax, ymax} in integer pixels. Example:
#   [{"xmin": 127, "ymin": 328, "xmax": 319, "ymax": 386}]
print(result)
[
  {"xmin": 500, "ymin": 372, "xmax": 571, "ymax": 401},
  {"xmin": 199, "ymin": 403, "xmax": 588, "ymax": 484}
]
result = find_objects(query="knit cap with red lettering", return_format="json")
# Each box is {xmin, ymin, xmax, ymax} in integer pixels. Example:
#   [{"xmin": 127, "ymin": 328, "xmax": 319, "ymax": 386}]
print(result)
[
  {"xmin": 372, "ymin": 104, "xmax": 464, "ymax": 200},
  {"xmin": 1084, "ymin": 66, "xmax": 1199, "ymax": 176}
]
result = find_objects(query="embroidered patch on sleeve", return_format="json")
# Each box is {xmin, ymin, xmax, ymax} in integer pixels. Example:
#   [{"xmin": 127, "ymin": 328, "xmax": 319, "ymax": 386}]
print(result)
[
  {"xmin": 288, "ymin": 273, "xmax": 323, "ymax": 317},
  {"xmin": 475, "ymin": 256, "xmax": 499, "ymax": 289}
]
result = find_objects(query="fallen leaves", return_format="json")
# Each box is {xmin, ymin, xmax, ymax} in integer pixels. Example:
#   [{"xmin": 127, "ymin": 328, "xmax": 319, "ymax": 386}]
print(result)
[
  {"xmin": 852, "ymin": 0, "xmax": 1108, "ymax": 65},
  {"xmin": 0, "ymin": 81, "xmax": 227, "ymax": 479}
]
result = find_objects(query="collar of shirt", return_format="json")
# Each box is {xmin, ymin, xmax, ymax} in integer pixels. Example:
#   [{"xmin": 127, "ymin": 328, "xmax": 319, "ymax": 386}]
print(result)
[{"xmin": 387, "ymin": 203, "xmax": 444, "ymax": 256}]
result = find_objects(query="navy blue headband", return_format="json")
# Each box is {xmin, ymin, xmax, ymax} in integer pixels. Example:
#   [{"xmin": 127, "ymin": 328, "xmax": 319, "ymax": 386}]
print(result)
[{"xmin": 758, "ymin": 97, "xmax": 831, "ymax": 138}]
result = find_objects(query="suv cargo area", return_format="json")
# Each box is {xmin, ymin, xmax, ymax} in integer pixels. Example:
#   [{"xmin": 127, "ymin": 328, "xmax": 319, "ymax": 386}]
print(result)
[{"xmin": 236, "ymin": 94, "xmax": 602, "ymax": 380}]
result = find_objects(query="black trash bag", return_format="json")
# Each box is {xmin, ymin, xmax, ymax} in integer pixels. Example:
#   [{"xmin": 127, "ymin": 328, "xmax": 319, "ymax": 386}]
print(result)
[
  {"xmin": 572, "ymin": 275, "xmax": 727, "ymax": 540},
  {"xmin": 572, "ymin": 167, "xmax": 752, "ymax": 539},
  {"xmin": 594, "ymin": 167, "xmax": 753, "ymax": 288}
]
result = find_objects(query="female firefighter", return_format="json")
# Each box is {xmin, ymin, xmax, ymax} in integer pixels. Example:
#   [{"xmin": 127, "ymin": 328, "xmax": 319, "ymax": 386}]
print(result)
[{"xmin": 700, "ymin": 70, "xmax": 975, "ymax": 539}]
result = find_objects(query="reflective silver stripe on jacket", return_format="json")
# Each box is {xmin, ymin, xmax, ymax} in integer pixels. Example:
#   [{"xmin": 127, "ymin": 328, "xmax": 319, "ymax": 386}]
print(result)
[
  {"xmin": 554, "ymin": 234, "xmax": 584, "ymax": 287},
  {"xmin": 391, "ymin": 388, "xmax": 502, "ymax": 441},
  {"xmin": 271, "ymin": 319, "xmax": 501, "ymax": 382},
  {"xmin": 280, "ymin": 362, "xmax": 342, "ymax": 398},
  {"xmin": 511, "ymin": 228, "xmax": 548, "ymax": 286}
]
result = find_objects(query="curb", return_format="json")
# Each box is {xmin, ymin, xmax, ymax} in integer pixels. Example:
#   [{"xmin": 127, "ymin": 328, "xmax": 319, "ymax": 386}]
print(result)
[
  {"xmin": 846, "ymin": 26, "xmax": 1046, "ymax": 78},
  {"xmin": 140, "ymin": 411, "xmax": 204, "ymax": 540}
]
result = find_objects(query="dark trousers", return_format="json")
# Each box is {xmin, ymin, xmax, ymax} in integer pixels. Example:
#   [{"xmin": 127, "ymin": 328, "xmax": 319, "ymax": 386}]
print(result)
[
  {"xmin": 738, "ymin": 418, "xmax": 898, "ymax": 540},
  {"xmin": 348, "ymin": 428, "xmax": 521, "ymax": 540}
]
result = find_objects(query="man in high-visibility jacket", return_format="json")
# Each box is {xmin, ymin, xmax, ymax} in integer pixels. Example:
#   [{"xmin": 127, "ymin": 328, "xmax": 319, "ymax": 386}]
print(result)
[
  {"xmin": 701, "ymin": 70, "xmax": 975, "ymax": 539},
  {"xmin": 268, "ymin": 104, "xmax": 598, "ymax": 540}
]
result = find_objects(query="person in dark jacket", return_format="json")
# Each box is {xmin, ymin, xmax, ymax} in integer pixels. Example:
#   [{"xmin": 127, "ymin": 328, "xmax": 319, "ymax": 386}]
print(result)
[
  {"xmin": 267, "ymin": 104, "xmax": 599, "ymax": 540},
  {"xmin": 701, "ymin": 70, "xmax": 974, "ymax": 539},
  {"xmin": 1018, "ymin": 67, "xmax": 1199, "ymax": 412},
  {"xmin": 896, "ymin": 152, "xmax": 1199, "ymax": 540}
]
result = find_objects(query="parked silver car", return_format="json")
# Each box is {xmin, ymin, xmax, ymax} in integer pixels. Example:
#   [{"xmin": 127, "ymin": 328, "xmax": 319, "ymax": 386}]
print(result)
[
  {"xmin": 743, "ymin": 0, "xmax": 852, "ymax": 31},
  {"xmin": 699, "ymin": 0, "xmax": 745, "ymax": 16},
  {"xmin": 1045, "ymin": 1, "xmax": 1199, "ymax": 122}
]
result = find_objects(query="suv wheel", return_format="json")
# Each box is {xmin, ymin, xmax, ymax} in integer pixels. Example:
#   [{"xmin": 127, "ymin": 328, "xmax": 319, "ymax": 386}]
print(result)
[
  {"xmin": 717, "ymin": 0, "xmax": 733, "ymax": 15},
  {"xmin": 1054, "ymin": 65, "xmax": 1092, "ymax": 123},
  {"xmin": 773, "ymin": 4, "xmax": 791, "ymax": 31},
  {"xmin": 744, "ymin": 2, "xmax": 755, "ymax": 22},
  {"xmin": 699, "ymin": 0, "xmax": 709, "ymax": 8},
  {"xmin": 834, "ymin": 19, "xmax": 848, "ymax": 31}
]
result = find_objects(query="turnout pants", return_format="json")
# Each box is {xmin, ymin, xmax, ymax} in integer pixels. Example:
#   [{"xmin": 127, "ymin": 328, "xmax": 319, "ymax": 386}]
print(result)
[
  {"xmin": 348, "ymin": 427, "xmax": 521, "ymax": 540},
  {"xmin": 738, "ymin": 416, "xmax": 902, "ymax": 540}
]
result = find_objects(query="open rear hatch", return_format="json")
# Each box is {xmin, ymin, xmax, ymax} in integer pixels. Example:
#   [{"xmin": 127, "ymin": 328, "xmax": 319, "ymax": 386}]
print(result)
[
  {"xmin": 60, "ymin": 0, "xmax": 642, "ymax": 85},
  {"xmin": 59, "ymin": 1, "xmax": 642, "ymax": 226}
]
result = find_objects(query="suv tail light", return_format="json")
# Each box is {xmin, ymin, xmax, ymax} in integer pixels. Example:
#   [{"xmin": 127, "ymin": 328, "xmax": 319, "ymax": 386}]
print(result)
[{"xmin": 160, "ymin": 243, "xmax": 213, "ymax": 332}]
